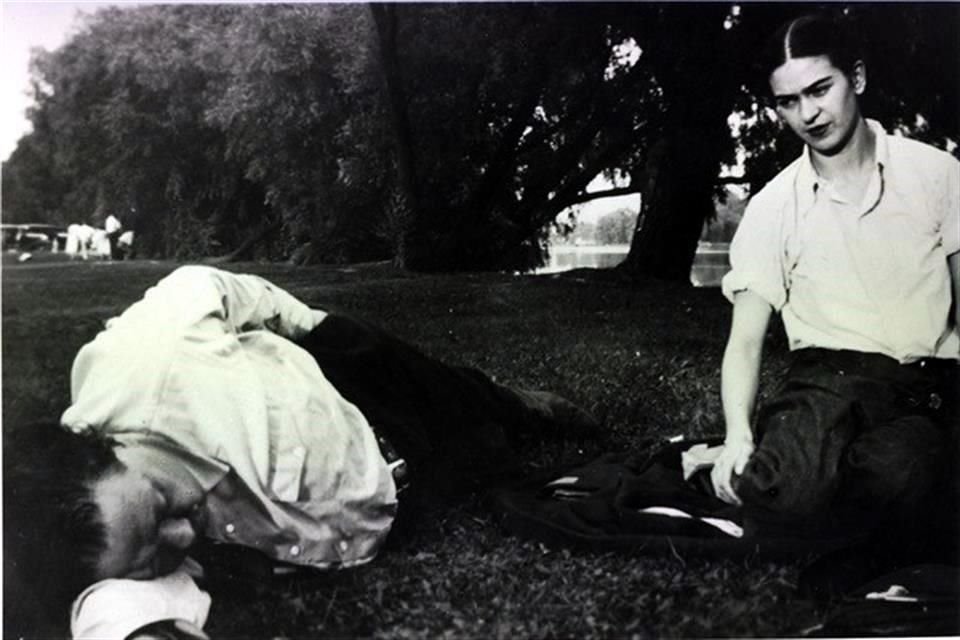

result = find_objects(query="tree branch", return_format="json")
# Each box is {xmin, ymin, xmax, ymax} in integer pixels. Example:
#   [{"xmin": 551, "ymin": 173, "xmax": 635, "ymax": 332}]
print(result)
[
  {"xmin": 555, "ymin": 186, "xmax": 641, "ymax": 209},
  {"xmin": 717, "ymin": 175, "xmax": 749, "ymax": 184},
  {"xmin": 553, "ymin": 175, "xmax": 749, "ymax": 212}
]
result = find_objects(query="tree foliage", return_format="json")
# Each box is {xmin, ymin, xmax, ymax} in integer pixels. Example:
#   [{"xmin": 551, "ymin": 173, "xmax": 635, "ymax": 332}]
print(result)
[
  {"xmin": 2, "ymin": 3, "xmax": 957, "ymax": 273},
  {"xmin": 596, "ymin": 208, "xmax": 638, "ymax": 245}
]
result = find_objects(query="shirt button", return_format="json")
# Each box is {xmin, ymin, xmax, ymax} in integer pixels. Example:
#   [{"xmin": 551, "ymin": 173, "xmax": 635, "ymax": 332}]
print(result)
[
  {"xmin": 290, "ymin": 545, "xmax": 301, "ymax": 556},
  {"xmin": 339, "ymin": 540, "xmax": 349, "ymax": 552},
  {"xmin": 225, "ymin": 523, "xmax": 236, "ymax": 534}
]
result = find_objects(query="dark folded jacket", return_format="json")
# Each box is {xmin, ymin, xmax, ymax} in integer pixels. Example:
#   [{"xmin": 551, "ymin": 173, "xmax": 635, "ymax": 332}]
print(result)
[{"xmin": 491, "ymin": 437, "xmax": 869, "ymax": 559}]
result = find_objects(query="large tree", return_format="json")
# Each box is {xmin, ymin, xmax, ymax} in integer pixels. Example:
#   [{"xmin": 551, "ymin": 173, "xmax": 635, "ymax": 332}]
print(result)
[
  {"xmin": 11, "ymin": 5, "xmax": 253, "ymax": 258},
  {"xmin": 616, "ymin": 4, "xmax": 745, "ymax": 281},
  {"xmin": 4, "ymin": 3, "xmax": 956, "ymax": 271},
  {"xmin": 371, "ymin": 3, "xmax": 661, "ymax": 271}
]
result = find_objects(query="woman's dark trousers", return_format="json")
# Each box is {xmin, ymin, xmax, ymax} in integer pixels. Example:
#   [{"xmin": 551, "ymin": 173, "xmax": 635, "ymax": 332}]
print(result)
[{"xmin": 735, "ymin": 348, "xmax": 958, "ymax": 563}]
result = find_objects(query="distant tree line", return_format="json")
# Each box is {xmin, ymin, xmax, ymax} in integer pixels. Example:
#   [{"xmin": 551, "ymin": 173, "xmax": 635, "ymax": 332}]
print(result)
[
  {"xmin": 2, "ymin": 3, "xmax": 956, "ymax": 277},
  {"xmin": 596, "ymin": 208, "xmax": 638, "ymax": 246}
]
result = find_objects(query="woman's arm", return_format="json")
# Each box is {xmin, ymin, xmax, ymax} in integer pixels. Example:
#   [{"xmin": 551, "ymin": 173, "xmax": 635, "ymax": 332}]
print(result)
[{"xmin": 711, "ymin": 290, "xmax": 772, "ymax": 505}]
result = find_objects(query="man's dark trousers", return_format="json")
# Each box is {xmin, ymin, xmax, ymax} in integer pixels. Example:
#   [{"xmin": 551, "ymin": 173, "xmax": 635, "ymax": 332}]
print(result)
[{"xmin": 296, "ymin": 314, "xmax": 553, "ymax": 511}]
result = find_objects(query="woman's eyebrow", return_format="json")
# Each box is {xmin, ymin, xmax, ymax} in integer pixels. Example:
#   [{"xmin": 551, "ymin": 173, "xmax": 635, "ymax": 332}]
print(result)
[
  {"xmin": 774, "ymin": 74, "xmax": 835, "ymax": 100},
  {"xmin": 802, "ymin": 75, "xmax": 834, "ymax": 93}
]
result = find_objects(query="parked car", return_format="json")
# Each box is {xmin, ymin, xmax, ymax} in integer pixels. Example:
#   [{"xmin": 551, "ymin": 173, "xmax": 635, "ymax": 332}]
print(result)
[{"xmin": 0, "ymin": 224, "xmax": 66, "ymax": 252}]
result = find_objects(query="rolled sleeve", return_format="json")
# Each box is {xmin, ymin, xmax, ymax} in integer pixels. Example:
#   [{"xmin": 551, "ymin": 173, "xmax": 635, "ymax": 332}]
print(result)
[{"xmin": 721, "ymin": 196, "xmax": 788, "ymax": 311}]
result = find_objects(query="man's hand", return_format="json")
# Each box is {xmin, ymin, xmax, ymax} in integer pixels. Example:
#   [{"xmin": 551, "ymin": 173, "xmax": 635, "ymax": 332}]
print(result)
[{"xmin": 710, "ymin": 436, "xmax": 755, "ymax": 505}]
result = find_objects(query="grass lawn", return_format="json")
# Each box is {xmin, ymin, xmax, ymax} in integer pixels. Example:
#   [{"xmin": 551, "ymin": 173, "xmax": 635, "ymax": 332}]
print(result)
[{"xmin": 3, "ymin": 258, "xmax": 818, "ymax": 639}]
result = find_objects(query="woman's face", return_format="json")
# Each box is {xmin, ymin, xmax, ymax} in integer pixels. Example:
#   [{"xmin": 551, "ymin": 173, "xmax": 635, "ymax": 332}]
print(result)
[{"xmin": 769, "ymin": 54, "xmax": 865, "ymax": 156}]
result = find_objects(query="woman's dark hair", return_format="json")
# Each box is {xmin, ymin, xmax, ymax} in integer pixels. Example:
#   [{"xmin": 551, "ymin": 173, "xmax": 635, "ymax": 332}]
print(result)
[
  {"xmin": 3, "ymin": 423, "xmax": 121, "ymax": 638},
  {"xmin": 760, "ymin": 13, "xmax": 865, "ymax": 84}
]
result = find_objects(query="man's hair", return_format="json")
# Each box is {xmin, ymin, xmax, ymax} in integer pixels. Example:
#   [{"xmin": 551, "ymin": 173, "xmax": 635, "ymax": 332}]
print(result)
[
  {"xmin": 760, "ymin": 13, "xmax": 865, "ymax": 85},
  {"xmin": 3, "ymin": 422, "xmax": 121, "ymax": 638}
]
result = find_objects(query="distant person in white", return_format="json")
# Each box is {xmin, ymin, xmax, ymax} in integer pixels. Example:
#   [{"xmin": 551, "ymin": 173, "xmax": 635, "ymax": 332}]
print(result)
[
  {"xmin": 104, "ymin": 214, "xmax": 123, "ymax": 259},
  {"xmin": 65, "ymin": 223, "xmax": 96, "ymax": 260}
]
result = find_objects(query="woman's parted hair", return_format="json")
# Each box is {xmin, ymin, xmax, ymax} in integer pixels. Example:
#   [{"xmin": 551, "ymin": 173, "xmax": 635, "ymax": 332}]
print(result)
[
  {"xmin": 3, "ymin": 422, "xmax": 122, "ymax": 638},
  {"xmin": 760, "ymin": 13, "xmax": 865, "ymax": 85}
]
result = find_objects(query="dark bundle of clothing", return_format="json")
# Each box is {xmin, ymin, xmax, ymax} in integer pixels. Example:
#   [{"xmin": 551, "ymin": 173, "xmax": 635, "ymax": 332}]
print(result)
[
  {"xmin": 491, "ymin": 436, "xmax": 868, "ymax": 559},
  {"xmin": 491, "ymin": 434, "xmax": 959, "ymax": 636}
]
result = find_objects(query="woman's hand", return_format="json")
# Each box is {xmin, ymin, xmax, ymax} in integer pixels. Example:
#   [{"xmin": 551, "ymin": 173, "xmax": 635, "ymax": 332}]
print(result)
[
  {"xmin": 714, "ymin": 291, "xmax": 769, "ymax": 506},
  {"xmin": 710, "ymin": 436, "xmax": 755, "ymax": 505}
]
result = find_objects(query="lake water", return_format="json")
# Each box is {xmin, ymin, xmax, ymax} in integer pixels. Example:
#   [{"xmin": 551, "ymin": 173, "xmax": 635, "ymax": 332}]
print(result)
[{"xmin": 533, "ymin": 243, "xmax": 730, "ymax": 287}]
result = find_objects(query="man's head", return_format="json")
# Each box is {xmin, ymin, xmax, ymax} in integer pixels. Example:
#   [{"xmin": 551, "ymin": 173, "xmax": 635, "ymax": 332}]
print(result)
[
  {"xmin": 762, "ymin": 14, "xmax": 867, "ymax": 156},
  {"xmin": 4, "ymin": 423, "xmax": 121, "ymax": 635},
  {"xmin": 4, "ymin": 423, "xmax": 205, "ymax": 636},
  {"xmin": 91, "ymin": 450, "xmax": 204, "ymax": 581}
]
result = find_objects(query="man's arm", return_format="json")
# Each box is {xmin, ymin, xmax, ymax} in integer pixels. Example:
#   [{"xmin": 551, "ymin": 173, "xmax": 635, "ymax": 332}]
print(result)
[
  {"xmin": 711, "ymin": 290, "xmax": 772, "ymax": 505},
  {"xmin": 157, "ymin": 266, "xmax": 327, "ymax": 340}
]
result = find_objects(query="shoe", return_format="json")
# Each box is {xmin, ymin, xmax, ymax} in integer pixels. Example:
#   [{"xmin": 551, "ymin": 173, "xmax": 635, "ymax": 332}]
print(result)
[
  {"xmin": 799, "ymin": 543, "xmax": 900, "ymax": 606},
  {"xmin": 518, "ymin": 390, "xmax": 602, "ymax": 439}
]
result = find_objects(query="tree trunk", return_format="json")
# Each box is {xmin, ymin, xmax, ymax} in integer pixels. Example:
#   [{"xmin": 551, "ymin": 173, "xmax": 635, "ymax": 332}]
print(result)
[
  {"xmin": 369, "ymin": 3, "xmax": 421, "ymax": 268},
  {"xmin": 620, "ymin": 17, "xmax": 737, "ymax": 283},
  {"xmin": 205, "ymin": 221, "xmax": 279, "ymax": 264},
  {"xmin": 620, "ymin": 124, "xmax": 726, "ymax": 282}
]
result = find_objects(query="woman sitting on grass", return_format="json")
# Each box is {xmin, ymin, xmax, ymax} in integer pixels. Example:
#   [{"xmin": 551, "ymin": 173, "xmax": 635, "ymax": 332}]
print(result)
[{"xmin": 710, "ymin": 12, "xmax": 958, "ymax": 563}]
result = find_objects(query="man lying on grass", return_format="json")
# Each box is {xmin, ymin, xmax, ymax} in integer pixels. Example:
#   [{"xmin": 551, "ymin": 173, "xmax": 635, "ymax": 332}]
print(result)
[
  {"xmin": 710, "ymin": 13, "xmax": 959, "ymax": 570},
  {"xmin": 5, "ymin": 265, "xmax": 599, "ymax": 640}
]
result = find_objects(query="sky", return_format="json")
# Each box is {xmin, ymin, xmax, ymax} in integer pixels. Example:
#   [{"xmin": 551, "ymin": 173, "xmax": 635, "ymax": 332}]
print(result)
[{"xmin": 1, "ymin": 1, "xmax": 124, "ymax": 162}]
